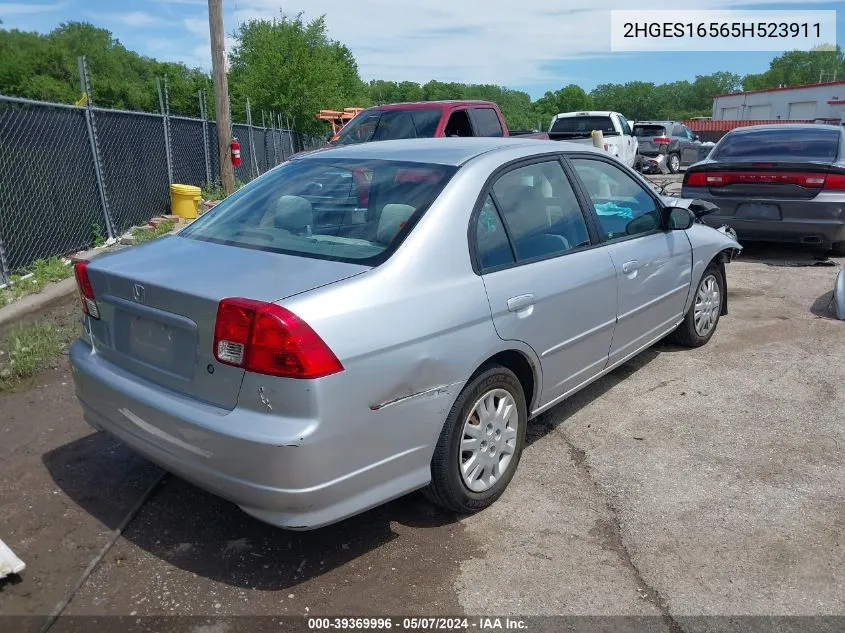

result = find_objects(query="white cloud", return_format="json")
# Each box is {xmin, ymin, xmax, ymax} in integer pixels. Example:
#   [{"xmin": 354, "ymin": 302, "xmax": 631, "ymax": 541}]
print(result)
[
  {"xmin": 0, "ymin": 2, "xmax": 67, "ymax": 15},
  {"xmin": 184, "ymin": 16, "xmax": 207, "ymax": 37},
  {"xmin": 91, "ymin": 11, "xmax": 161, "ymax": 28},
  {"xmin": 230, "ymin": 0, "xmax": 841, "ymax": 86}
]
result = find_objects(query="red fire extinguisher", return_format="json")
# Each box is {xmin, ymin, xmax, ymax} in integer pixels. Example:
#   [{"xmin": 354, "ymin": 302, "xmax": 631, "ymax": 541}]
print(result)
[{"xmin": 230, "ymin": 138, "xmax": 241, "ymax": 167}]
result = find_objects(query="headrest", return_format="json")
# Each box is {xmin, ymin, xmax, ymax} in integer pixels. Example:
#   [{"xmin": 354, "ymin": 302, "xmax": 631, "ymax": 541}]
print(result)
[
  {"xmin": 377, "ymin": 204, "xmax": 415, "ymax": 244},
  {"xmin": 273, "ymin": 195, "xmax": 313, "ymax": 233}
]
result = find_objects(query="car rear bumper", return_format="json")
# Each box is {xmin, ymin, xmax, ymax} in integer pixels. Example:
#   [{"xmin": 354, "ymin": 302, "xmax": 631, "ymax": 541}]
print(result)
[
  {"xmin": 680, "ymin": 189, "xmax": 845, "ymax": 245},
  {"xmin": 69, "ymin": 339, "xmax": 433, "ymax": 530}
]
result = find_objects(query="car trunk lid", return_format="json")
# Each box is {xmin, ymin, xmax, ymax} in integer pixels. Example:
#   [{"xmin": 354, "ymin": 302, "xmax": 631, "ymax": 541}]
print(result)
[{"xmin": 84, "ymin": 235, "xmax": 369, "ymax": 410}]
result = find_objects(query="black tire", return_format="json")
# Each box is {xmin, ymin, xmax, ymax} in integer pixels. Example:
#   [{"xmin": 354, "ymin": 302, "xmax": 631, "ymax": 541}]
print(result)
[
  {"xmin": 831, "ymin": 241, "xmax": 845, "ymax": 257},
  {"xmin": 670, "ymin": 263, "xmax": 725, "ymax": 348},
  {"xmin": 423, "ymin": 365, "xmax": 527, "ymax": 514},
  {"xmin": 667, "ymin": 152, "xmax": 681, "ymax": 173}
]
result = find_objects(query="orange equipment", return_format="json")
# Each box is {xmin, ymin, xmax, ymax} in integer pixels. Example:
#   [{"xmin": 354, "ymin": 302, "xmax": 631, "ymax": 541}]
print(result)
[{"xmin": 317, "ymin": 108, "xmax": 365, "ymax": 139}]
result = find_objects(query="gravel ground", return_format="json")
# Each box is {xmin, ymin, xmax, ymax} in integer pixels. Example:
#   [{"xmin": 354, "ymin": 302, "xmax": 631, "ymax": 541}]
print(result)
[{"xmin": 0, "ymin": 244, "xmax": 843, "ymax": 632}]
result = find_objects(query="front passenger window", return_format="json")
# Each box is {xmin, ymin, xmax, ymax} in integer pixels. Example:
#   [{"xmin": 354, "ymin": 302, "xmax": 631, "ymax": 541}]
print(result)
[{"xmin": 571, "ymin": 158, "xmax": 662, "ymax": 241}]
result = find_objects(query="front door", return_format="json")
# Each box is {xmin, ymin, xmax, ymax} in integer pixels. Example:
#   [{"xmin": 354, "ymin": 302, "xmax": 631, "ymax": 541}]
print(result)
[
  {"xmin": 569, "ymin": 156, "xmax": 692, "ymax": 365},
  {"xmin": 473, "ymin": 159, "xmax": 618, "ymax": 408}
]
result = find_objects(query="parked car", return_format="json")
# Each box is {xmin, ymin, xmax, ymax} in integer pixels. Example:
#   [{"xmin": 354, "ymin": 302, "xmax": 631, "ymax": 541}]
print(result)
[
  {"xmin": 682, "ymin": 124, "xmax": 845, "ymax": 254},
  {"xmin": 634, "ymin": 121, "xmax": 702, "ymax": 173},
  {"xmin": 69, "ymin": 138, "xmax": 741, "ymax": 530},
  {"xmin": 547, "ymin": 111, "xmax": 639, "ymax": 168},
  {"xmin": 287, "ymin": 101, "xmax": 549, "ymax": 161},
  {"xmin": 331, "ymin": 100, "xmax": 548, "ymax": 145}
]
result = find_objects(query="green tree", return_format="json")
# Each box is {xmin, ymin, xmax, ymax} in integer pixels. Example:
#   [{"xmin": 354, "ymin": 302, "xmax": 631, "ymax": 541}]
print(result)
[
  {"xmin": 742, "ymin": 46, "xmax": 844, "ymax": 91},
  {"xmin": 228, "ymin": 13, "xmax": 369, "ymax": 134},
  {"xmin": 0, "ymin": 22, "xmax": 211, "ymax": 115},
  {"xmin": 534, "ymin": 84, "xmax": 593, "ymax": 124}
]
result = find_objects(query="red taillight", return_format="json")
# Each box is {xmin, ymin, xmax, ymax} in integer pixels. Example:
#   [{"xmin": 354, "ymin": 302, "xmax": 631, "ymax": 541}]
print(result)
[
  {"xmin": 684, "ymin": 171, "xmax": 707, "ymax": 187},
  {"xmin": 213, "ymin": 298, "xmax": 343, "ymax": 379},
  {"xmin": 653, "ymin": 136, "xmax": 671, "ymax": 145},
  {"xmin": 73, "ymin": 260, "xmax": 99, "ymax": 319},
  {"xmin": 824, "ymin": 174, "xmax": 845, "ymax": 190},
  {"xmin": 687, "ymin": 170, "xmax": 834, "ymax": 188}
]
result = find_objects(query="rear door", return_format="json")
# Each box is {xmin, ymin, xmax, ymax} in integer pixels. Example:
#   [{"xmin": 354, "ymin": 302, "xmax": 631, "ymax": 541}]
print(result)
[
  {"xmin": 674, "ymin": 124, "xmax": 700, "ymax": 165},
  {"xmin": 569, "ymin": 155, "xmax": 691, "ymax": 365},
  {"xmin": 473, "ymin": 158, "xmax": 618, "ymax": 407}
]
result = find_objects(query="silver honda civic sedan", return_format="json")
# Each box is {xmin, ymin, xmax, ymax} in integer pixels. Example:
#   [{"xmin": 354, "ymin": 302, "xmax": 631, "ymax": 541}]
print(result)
[{"xmin": 69, "ymin": 138, "xmax": 741, "ymax": 530}]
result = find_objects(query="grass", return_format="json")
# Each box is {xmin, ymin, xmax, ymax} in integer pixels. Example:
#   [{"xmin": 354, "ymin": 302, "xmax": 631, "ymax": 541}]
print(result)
[
  {"xmin": 133, "ymin": 219, "xmax": 176, "ymax": 244},
  {"xmin": 0, "ymin": 320, "xmax": 76, "ymax": 391},
  {"xmin": 0, "ymin": 257, "xmax": 73, "ymax": 308}
]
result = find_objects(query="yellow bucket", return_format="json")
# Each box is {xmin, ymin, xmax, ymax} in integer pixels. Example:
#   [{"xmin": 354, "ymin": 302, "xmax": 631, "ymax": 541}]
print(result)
[{"xmin": 170, "ymin": 184, "xmax": 202, "ymax": 219}]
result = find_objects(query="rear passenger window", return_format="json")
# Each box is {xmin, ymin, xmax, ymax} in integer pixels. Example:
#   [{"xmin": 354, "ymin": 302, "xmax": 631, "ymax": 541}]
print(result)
[
  {"xmin": 491, "ymin": 161, "xmax": 591, "ymax": 262},
  {"xmin": 472, "ymin": 108, "xmax": 504, "ymax": 137},
  {"xmin": 475, "ymin": 196, "xmax": 514, "ymax": 271}
]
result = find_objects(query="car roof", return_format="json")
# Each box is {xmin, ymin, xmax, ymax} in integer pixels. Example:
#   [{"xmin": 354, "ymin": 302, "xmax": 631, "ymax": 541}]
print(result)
[
  {"xmin": 293, "ymin": 137, "xmax": 603, "ymax": 166},
  {"xmin": 368, "ymin": 100, "xmax": 495, "ymax": 111},
  {"xmin": 553, "ymin": 111, "xmax": 615, "ymax": 117},
  {"xmin": 727, "ymin": 123, "xmax": 843, "ymax": 134},
  {"xmin": 635, "ymin": 120, "xmax": 676, "ymax": 126}
]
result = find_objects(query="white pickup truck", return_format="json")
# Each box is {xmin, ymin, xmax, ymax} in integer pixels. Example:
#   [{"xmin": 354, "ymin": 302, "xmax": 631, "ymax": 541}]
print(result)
[{"xmin": 548, "ymin": 111, "xmax": 639, "ymax": 168}]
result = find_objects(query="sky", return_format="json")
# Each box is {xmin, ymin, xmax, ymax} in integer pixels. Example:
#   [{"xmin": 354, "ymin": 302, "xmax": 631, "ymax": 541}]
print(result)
[{"xmin": 0, "ymin": 0, "xmax": 843, "ymax": 100}]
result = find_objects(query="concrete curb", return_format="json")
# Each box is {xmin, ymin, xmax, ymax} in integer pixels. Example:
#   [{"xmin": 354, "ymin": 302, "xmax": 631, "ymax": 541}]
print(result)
[{"xmin": 0, "ymin": 277, "xmax": 78, "ymax": 330}]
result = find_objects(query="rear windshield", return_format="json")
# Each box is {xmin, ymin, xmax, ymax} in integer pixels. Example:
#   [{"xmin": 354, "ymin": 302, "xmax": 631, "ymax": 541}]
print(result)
[
  {"xmin": 550, "ymin": 116, "xmax": 617, "ymax": 137},
  {"xmin": 634, "ymin": 125, "xmax": 667, "ymax": 137},
  {"xmin": 713, "ymin": 127, "xmax": 841, "ymax": 162},
  {"xmin": 335, "ymin": 108, "xmax": 442, "ymax": 145},
  {"xmin": 180, "ymin": 159, "xmax": 458, "ymax": 265}
]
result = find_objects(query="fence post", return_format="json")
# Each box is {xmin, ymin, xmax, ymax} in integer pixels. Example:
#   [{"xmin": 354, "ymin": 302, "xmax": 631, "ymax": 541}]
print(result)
[
  {"xmin": 78, "ymin": 55, "xmax": 115, "ymax": 240},
  {"xmin": 245, "ymin": 99, "xmax": 259, "ymax": 178},
  {"xmin": 199, "ymin": 90, "xmax": 212, "ymax": 186},
  {"xmin": 286, "ymin": 116, "xmax": 295, "ymax": 156},
  {"xmin": 0, "ymin": 234, "xmax": 10, "ymax": 285},
  {"xmin": 157, "ymin": 77, "xmax": 174, "ymax": 185},
  {"xmin": 270, "ymin": 110, "xmax": 279, "ymax": 165}
]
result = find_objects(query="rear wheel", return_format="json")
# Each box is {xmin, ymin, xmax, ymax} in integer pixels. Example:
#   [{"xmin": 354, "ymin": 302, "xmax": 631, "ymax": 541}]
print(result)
[
  {"xmin": 670, "ymin": 264, "xmax": 724, "ymax": 348},
  {"xmin": 667, "ymin": 152, "xmax": 681, "ymax": 173},
  {"xmin": 831, "ymin": 241, "xmax": 845, "ymax": 257},
  {"xmin": 423, "ymin": 365, "xmax": 527, "ymax": 513}
]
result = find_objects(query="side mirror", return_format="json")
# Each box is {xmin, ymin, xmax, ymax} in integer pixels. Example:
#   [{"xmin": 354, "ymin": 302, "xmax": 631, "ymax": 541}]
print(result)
[
  {"xmin": 693, "ymin": 134, "xmax": 700, "ymax": 141},
  {"xmin": 666, "ymin": 207, "xmax": 694, "ymax": 230}
]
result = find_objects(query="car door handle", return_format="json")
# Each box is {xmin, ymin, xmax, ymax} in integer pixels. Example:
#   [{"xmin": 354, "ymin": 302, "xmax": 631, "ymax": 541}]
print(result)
[
  {"xmin": 507, "ymin": 294, "xmax": 535, "ymax": 313},
  {"xmin": 622, "ymin": 261, "xmax": 639, "ymax": 274}
]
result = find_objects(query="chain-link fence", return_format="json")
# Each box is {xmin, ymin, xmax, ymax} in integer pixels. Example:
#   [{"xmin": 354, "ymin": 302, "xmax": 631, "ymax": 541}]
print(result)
[{"xmin": 0, "ymin": 92, "xmax": 326, "ymax": 285}]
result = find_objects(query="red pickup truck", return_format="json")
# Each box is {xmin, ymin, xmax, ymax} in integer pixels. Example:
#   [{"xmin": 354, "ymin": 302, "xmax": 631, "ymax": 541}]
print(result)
[{"xmin": 326, "ymin": 100, "xmax": 548, "ymax": 145}]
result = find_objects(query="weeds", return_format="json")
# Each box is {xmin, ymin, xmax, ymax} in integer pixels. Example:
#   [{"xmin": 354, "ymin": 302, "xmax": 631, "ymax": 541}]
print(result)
[
  {"xmin": 0, "ymin": 257, "xmax": 73, "ymax": 307},
  {"xmin": 91, "ymin": 222, "xmax": 106, "ymax": 248},
  {"xmin": 201, "ymin": 180, "xmax": 225, "ymax": 201},
  {"xmin": 133, "ymin": 220, "xmax": 176, "ymax": 244},
  {"xmin": 201, "ymin": 179, "xmax": 246, "ymax": 201},
  {"xmin": 0, "ymin": 321, "xmax": 75, "ymax": 390}
]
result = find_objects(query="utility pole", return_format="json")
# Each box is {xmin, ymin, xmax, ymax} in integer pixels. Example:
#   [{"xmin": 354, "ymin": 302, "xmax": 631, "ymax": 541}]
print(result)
[{"xmin": 208, "ymin": 0, "xmax": 234, "ymax": 195}]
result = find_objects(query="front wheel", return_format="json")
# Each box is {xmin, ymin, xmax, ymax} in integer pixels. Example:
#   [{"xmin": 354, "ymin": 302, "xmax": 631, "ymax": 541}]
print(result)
[
  {"xmin": 670, "ymin": 264, "xmax": 724, "ymax": 348},
  {"xmin": 423, "ymin": 365, "xmax": 527, "ymax": 514}
]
